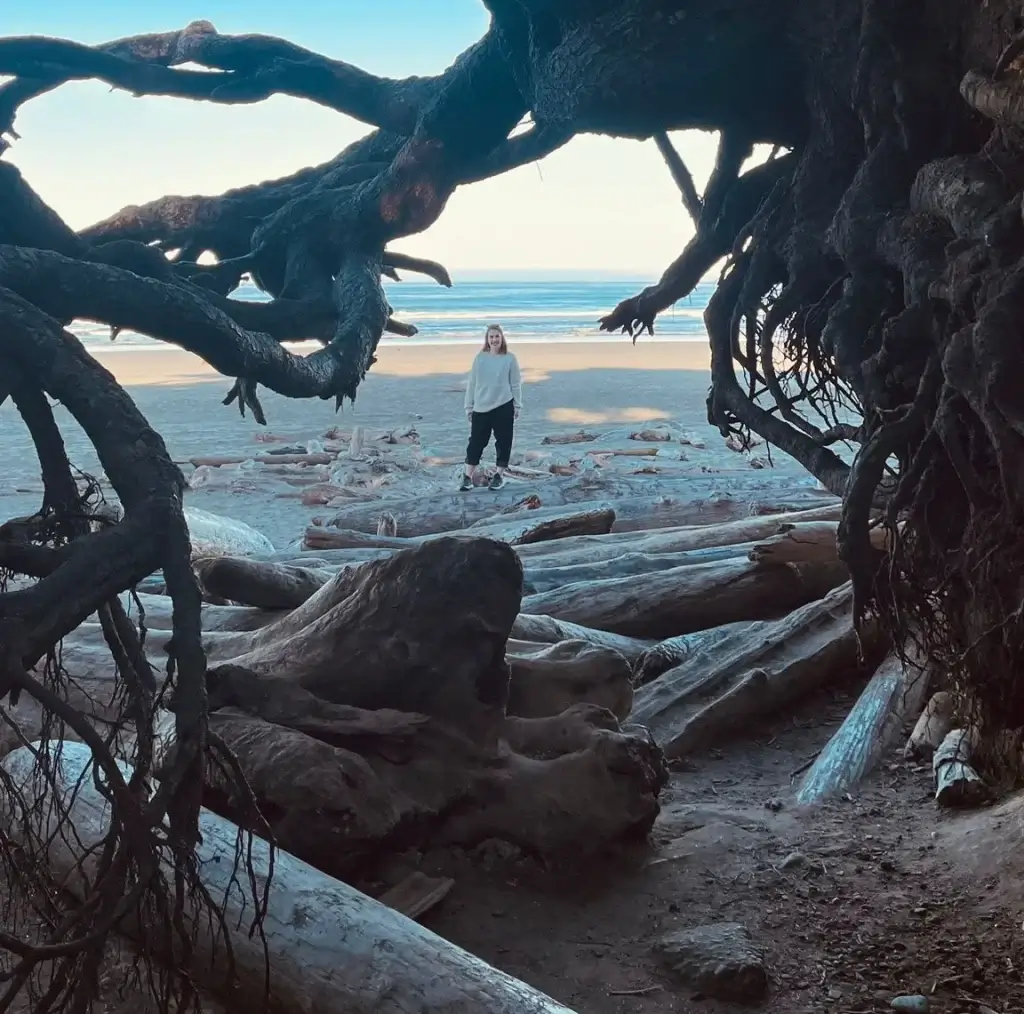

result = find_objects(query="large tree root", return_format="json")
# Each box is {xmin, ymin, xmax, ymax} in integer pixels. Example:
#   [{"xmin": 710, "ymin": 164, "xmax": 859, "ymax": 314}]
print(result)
[{"xmin": 26, "ymin": 538, "xmax": 669, "ymax": 875}]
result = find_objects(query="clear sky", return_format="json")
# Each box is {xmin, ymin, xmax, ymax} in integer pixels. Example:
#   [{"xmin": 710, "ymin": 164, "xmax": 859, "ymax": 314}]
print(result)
[{"xmin": 4, "ymin": 1, "xmax": 722, "ymax": 277}]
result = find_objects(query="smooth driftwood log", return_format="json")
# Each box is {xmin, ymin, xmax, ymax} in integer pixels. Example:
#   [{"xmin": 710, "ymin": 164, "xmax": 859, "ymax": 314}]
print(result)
[
  {"xmin": 520, "ymin": 559, "xmax": 850, "ymax": 639},
  {"xmin": 506, "ymin": 640, "xmax": 633, "ymax": 720},
  {"xmin": 322, "ymin": 474, "xmax": 838, "ymax": 536},
  {"xmin": 194, "ymin": 555, "xmax": 334, "ymax": 610},
  {"xmin": 905, "ymin": 691, "xmax": 955, "ymax": 760},
  {"xmin": 632, "ymin": 622, "xmax": 755, "ymax": 687},
  {"xmin": 511, "ymin": 614, "xmax": 654, "ymax": 664},
  {"xmin": 1, "ymin": 743, "xmax": 580, "ymax": 1014},
  {"xmin": 630, "ymin": 584, "xmax": 869, "ymax": 758},
  {"xmin": 795, "ymin": 654, "xmax": 931, "ymax": 805},
  {"xmin": 934, "ymin": 727, "xmax": 991, "ymax": 808},
  {"xmin": 306, "ymin": 504, "xmax": 617, "ymax": 551}
]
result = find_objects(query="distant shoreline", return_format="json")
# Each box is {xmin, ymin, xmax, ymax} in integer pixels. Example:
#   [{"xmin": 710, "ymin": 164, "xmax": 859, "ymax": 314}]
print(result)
[{"xmin": 84, "ymin": 333, "xmax": 711, "ymax": 353}]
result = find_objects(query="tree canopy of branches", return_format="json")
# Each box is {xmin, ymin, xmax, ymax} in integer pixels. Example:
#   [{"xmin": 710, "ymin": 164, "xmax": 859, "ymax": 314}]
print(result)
[{"xmin": 3, "ymin": 0, "xmax": 1024, "ymax": 1008}]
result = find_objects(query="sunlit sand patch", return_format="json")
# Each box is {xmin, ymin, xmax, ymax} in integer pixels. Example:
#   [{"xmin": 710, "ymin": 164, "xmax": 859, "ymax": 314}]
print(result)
[{"xmin": 546, "ymin": 407, "xmax": 672, "ymax": 424}]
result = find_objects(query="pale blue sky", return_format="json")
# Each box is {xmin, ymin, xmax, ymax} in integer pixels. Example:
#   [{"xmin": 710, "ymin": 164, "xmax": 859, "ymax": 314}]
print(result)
[{"xmin": 5, "ymin": 1, "xmax": 722, "ymax": 274}]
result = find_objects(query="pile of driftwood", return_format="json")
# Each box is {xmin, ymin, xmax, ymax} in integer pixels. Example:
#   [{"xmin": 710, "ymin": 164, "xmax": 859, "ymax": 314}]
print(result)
[{"xmin": 3, "ymin": 474, "xmax": 992, "ymax": 1014}]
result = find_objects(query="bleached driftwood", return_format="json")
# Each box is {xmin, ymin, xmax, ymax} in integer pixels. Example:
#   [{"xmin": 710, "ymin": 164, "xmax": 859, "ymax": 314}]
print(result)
[
  {"xmin": 188, "ymin": 454, "xmax": 248, "ymax": 467},
  {"xmin": 542, "ymin": 430, "xmax": 599, "ymax": 445},
  {"xmin": 795, "ymin": 653, "xmax": 930, "ymax": 804},
  {"xmin": 254, "ymin": 452, "xmax": 333, "ymax": 466},
  {"xmin": 630, "ymin": 583, "xmax": 866, "ymax": 758},
  {"xmin": 934, "ymin": 727, "xmax": 990, "ymax": 808},
  {"xmin": 1, "ymin": 743, "xmax": 580, "ymax": 1014},
  {"xmin": 510, "ymin": 614, "xmax": 653, "ymax": 664},
  {"xmin": 377, "ymin": 511, "xmax": 399, "ymax": 536},
  {"xmin": 348, "ymin": 424, "xmax": 367, "ymax": 458},
  {"xmin": 183, "ymin": 505, "xmax": 275, "ymax": 558},
  {"xmin": 629, "ymin": 426, "xmax": 675, "ymax": 441},
  {"xmin": 632, "ymin": 622, "xmax": 755, "ymax": 687},
  {"xmin": 521, "ymin": 559, "xmax": 849, "ymax": 639},
  {"xmin": 905, "ymin": 691, "xmax": 955, "ymax": 760}
]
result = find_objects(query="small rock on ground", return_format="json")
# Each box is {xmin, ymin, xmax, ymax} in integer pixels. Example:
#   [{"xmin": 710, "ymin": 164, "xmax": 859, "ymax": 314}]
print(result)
[
  {"xmin": 654, "ymin": 921, "xmax": 767, "ymax": 1003},
  {"xmin": 890, "ymin": 996, "xmax": 930, "ymax": 1013}
]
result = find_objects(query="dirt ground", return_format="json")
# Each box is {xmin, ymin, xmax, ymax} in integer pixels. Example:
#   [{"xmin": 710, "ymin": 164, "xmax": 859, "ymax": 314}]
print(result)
[{"xmin": 362, "ymin": 675, "xmax": 1024, "ymax": 1014}]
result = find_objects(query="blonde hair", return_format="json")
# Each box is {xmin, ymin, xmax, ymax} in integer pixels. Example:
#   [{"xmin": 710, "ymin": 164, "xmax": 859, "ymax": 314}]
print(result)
[{"xmin": 482, "ymin": 323, "xmax": 508, "ymax": 354}]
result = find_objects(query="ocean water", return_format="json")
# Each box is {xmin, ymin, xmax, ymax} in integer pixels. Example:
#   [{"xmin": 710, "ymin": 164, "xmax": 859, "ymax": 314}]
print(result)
[{"xmin": 71, "ymin": 277, "xmax": 716, "ymax": 351}]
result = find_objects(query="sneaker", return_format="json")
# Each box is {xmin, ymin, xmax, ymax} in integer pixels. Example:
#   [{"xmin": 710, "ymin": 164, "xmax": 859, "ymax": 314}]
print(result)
[
  {"xmin": 459, "ymin": 475, "xmax": 473, "ymax": 492},
  {"xmin": 488, "ymin": 472, "xmax": 505, "ymax": 490}
]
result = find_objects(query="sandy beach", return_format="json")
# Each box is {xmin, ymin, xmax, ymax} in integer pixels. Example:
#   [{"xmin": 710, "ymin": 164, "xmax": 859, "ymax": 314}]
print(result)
[{"xmin": 0, "ymin": 339, "xmax": 812, "ymax": 549}]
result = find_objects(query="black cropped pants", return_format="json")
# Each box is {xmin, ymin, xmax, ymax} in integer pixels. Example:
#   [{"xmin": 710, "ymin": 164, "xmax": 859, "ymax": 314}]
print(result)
[{"xmin": 466, "ymin": 399, "xmax": 515, "ymax": 468}]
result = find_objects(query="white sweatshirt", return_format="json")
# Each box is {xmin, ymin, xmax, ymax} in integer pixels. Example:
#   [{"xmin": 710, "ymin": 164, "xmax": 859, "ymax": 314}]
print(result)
[{"xmin": 464, "ymin": 351, "xmax": 523, "ymax": 414}]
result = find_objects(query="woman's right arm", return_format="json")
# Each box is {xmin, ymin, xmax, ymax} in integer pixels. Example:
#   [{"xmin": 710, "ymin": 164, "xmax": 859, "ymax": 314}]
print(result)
[{"xmin": 464, "ymin": 355, "xmax": 477, "ymax": 413}]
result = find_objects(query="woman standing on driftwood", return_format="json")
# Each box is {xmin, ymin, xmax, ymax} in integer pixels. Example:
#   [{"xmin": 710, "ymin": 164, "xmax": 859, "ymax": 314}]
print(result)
[{"xmin": 461, "ymin": 323, "xmax": 523, "ymax": 491}]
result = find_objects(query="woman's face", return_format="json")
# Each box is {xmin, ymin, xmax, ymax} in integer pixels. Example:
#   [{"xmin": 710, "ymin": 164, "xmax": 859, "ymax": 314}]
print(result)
[{"xmin": 486, "ymin": 329, "xmax": 503, "ymax": 351}]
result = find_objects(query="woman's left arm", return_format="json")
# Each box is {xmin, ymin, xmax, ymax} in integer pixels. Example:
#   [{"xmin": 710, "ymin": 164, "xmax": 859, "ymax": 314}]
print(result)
[{"xmin": 509, "ymin": 355, "xmax": 523, "ymax": 416}]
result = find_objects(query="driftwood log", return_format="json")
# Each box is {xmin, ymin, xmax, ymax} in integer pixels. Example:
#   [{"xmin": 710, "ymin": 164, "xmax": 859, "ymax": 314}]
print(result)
[
  {"xmin": 520, "ymin": 559, "xmax": 849, "ymax": 639},
  {"xmin": 632, "ymin": 622, "xmax": 754, "ymax": 687},
  {"xmin": 510, "ymin": 614, "xmax": 653, "ymax": 664},
  {"xmin": 1, "ymin": 743, "xmax": 580, "ymax": 1014},
  {"xmin": 305, "ymin": 503, "xmax": 617, "ymax": 551},
  {"xmin": 933, "ymin": 728, "xmax": 990, "ymax": 808},
  {"xmin": 630, "ymin": 583, "xmax": 868, "ymax": 758},
  {"xmin": 747, "ymin": 520, "xmax": 887, "ymax": 566},
  {"xmin": 291, "ymin": 503, "xmax": 847, "ymax": 558},
  {"xmin": 506, "ymin": 640, "xmax": 633, "ymax": 720},
  {"xmin": 905, "ymin": 691, "xmax": 955, "ymax": 760},
  {"xmin": 194, "ymin": 555, "xmax": 334, "ymax": 610},
  {"xmin": 795, "ymin": 653, "xmax": 930, "ymax": 804}
]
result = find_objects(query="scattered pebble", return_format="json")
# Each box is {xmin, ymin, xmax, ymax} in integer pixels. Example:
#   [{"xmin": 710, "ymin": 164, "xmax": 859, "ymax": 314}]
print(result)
[
  {"xmin": 890, "ymin": 995, "xmax": 930, "ymax": 1013},
  {"xmin": 781, "ymin": 851, "xmax": 807, "ymax": 869}
]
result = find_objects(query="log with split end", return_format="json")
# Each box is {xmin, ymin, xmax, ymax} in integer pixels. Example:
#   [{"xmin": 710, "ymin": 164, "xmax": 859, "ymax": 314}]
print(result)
[{"xmin": 934, "ymin": 728, "xmax": 991, "ymax": 808}]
